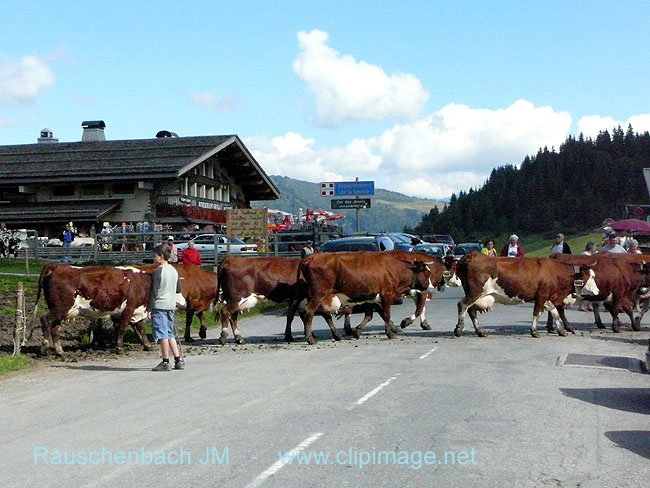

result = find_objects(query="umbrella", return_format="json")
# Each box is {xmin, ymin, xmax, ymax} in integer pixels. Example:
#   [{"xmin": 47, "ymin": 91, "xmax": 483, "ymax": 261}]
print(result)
[{"xmin": 609, "ymin": 219, "xmax": 650, "ymax": 234}]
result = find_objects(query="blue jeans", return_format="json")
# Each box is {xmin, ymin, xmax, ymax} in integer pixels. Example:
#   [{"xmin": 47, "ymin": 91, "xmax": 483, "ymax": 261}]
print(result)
[{"xmin": 152, "ymin": 309, "xmax": 176, "ymax": 341}]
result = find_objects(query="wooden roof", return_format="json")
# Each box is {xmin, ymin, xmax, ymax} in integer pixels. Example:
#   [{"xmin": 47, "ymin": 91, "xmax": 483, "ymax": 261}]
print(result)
[{"xmin": 0, "ymin": 134, "xmax": 280, "ymax": 201}]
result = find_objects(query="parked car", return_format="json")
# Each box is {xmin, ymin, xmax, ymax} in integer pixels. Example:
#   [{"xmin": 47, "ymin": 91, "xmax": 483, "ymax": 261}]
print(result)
[
  {"xmin": 431, "ymin": 234, "xmax": 455, "ymax": 249},
  {"xmin": 176, "ymin": 234, "xmax": 258, "ymax": 255},
  {"xmin": 319, "ymin": 235, "xmax": 394, "ymax": 252},
  {"xmin": 412, "ymin": 242, "xmax": 452, "ymax": 257},
  {"xmin": 453, "ymin": 242, "xmax": 483, "ymax": 260},
  {"xmin": 385, "ymin": 232, "xmax": 424, "ymax": 251}
]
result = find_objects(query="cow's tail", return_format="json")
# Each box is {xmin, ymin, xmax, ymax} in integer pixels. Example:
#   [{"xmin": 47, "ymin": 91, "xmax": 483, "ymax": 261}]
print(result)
[{"xmin": 28, "ymin": 263, "xmax": 56, "ymax": 339}]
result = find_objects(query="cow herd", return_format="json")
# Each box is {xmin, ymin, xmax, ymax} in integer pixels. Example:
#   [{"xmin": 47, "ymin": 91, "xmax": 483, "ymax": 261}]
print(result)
[{"xmin": 28, "ymin": 250, "xmax": 650, "ymax": 356}]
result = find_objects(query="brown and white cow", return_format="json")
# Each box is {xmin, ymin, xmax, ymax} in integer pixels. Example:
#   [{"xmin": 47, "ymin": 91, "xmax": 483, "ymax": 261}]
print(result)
[
  {"xmin": 173, "ymin": 263, "xmax": 219, "ymax": 342},
  {"xmin": 550, "ymin": 253, "xmax": 649, "ymax": 332},
  {"xmin": 298, "ymin": 251, "xmax": 437, "ymax": 345},
  {"xmin": 31, "ymin": 264, "xmax": 155, "ymax": 355},
  {"xmin": 454, "ymin": 252, "xmax": 599, "ymax": 338}
]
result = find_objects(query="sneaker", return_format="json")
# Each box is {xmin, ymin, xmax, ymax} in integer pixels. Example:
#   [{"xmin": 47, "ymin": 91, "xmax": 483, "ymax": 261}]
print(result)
[
  {"xmin": 152, "ymin": 360, "xmax": 171, "ymax": 371},
  {"xmin": 174, "ymin": 358, "xmax": 185, "ymax": 370}
]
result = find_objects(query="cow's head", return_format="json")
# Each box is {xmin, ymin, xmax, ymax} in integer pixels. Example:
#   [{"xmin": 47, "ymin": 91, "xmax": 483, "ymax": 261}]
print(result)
[
  {"xmin": 442, "ymin": 255, "xmax": 461, "ymax": 288},
  {"xmin": 573, "ymin": 263, "xmax": 600, "ymax": 298},
  {"xmin": 410, "ymin": 260, "xmax": 436, "ymax": 294}
]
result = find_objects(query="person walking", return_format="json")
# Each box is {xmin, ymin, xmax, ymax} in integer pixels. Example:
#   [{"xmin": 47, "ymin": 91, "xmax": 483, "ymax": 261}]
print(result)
[
  {"xmin": 500, "ymin": 234, "xmax": 524, "ymax": 257},
  {"xmin": 551, "ymin": 233, "xmax": 572, "ymax": 254},
  {"xmin": 601, "ymin": 232, "xmax": 627, "ymax": 253},
  {"xmin": 301, "ymin": 240, "xmax": 314, "ymax": 258},
  {"xmin": 167, "ymin": 235, "xmax": 179, "ymax": 263},
  {"xmin": 482, "ymin": 239, "xmax": 498, "ymax": 257},
  {"xmin": 181, "ymin": 239, "xmax": 202, "ymax": 266},
  {"xmin": 149, "ymin": 244, "xmax": 184, "ymax": 371}
]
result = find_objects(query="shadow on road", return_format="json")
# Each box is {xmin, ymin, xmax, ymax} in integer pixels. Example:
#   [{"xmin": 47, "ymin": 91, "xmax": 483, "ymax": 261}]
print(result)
[
  {"xmin": 604, "ymin": 430, "xmax": 650, "ymax": 459},
  {"xmin": 51, "ymin": 364, "xmax": 151, "ymax": 372},
  {"xmin": 560, "ymin": 388, "xmax": 650, "ymax": 415}
]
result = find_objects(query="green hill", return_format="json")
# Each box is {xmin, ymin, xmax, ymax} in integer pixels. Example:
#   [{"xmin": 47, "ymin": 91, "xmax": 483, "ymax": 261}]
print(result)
[{"xmin": 254, "ymin": 176, "xmax": 445, "ymax": 234}]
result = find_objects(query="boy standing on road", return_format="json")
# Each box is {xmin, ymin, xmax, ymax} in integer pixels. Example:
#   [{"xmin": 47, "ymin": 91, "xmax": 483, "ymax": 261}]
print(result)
[{"xmin": 149, "ymin": 244, "xmax": 184, "ymax": 371}]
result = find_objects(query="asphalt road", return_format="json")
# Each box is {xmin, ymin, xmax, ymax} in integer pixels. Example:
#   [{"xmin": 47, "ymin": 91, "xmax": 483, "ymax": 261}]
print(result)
[{"xmin": 1, "ymin": 287, "xmax": 649, "ymax": 487}]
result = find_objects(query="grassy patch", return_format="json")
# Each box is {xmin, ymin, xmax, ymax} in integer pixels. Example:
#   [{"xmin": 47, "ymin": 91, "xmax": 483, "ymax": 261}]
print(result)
[{"xmin": 0, "ymin": 354, "xmax": 31, "ymax": 375}]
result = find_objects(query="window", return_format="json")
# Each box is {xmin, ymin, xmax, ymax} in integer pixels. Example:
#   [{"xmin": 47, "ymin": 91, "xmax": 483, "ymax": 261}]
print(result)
[
  {"xmin": 111, "ymin": 182, "xmax": 134, "ymax": 196},
  {"xmin": 52, "ymin": 185, "xmax": 76, "ymax": 198},
  {"xmin": 81, "ymin": 184, "xmax": 105, "ymax": 197}
]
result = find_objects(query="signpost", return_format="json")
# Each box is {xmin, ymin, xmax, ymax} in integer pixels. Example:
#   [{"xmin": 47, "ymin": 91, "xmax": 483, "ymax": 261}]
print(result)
[
  {"xmin": 320, "ymin": 179, "xmax": 374, "ymax": 232},
  {"xmin": 331, "ymin": 198, "xmax": 371, "ymax": 209}
]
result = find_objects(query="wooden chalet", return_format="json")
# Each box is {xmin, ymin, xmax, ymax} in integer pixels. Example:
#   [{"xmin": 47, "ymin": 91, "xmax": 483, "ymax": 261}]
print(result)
[{"xmin": 0, "ymin": 122, "xmax": 280, "ymax": 237}]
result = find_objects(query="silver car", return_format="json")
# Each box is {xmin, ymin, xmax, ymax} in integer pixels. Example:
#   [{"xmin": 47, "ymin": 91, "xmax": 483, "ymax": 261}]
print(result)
[{"xmin": 176, "ymin": 234, "xmax": 258, "ymax": 255}]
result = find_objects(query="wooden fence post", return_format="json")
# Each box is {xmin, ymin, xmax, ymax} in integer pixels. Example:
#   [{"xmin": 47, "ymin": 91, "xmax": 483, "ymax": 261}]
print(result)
[{"xmin": 13, "ymin": 282, "xmax": 24, "ymax": 355}]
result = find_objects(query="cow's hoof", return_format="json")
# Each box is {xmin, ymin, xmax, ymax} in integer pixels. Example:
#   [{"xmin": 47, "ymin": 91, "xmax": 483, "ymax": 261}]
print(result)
[
  {"xmin": 476, "ymin": 329, "xmax": 488, "ymax": 338},
  {"xmin": 547, "ymin": 325, "xmax": 556, "ymax": 334},
  {"xmin": 235, "ymin": 336, "xmax": 246, "ymax": 345},
  {"xmin": 531, "ymin": 330, "xmax": 540, "ymax": 338},
  {"xmin": 344, "ymin": 327, "xmax": 354, "ymax": 336},
  {"xmin": 565, "ymin": 325, "xmax": 575, "ymax": 334},
  {"xmin": 632, "ymin": 319, "xmax": 641, "ymax": 332},
  {"xmin": 612, "ymin": 321, "xmax": 622, "ymax": 333},
  {"xmin": 352, "ymin": 328, "xmax": 362, "ymax": 340},
  {"xmin": 454, "ymin": 327, "xmax": 463, "ymax": 338},
  {"xmin": 143, "ymin": 344, "xmax": 152, "ymax": 352},
  {"xmin": 596, "ymin": 321, "xmax": 606, "ymax": 329},
  {"xmin": 558, "ymin": 328, "xmax": 567, "ymax": 337},
  {"xmin": 332, "ymin": 333, "xmax": 343, "ymax": 341},
  {"xmin": 386, "ymin": 332, "xmax": 396, "ymax": 340},
  {"xmin": 114, "ymin": 346, "xmax": 123, "ymax": 354},
  {"xmin": 184, "ymin": 335, "xmax": 195, "ymax": 343},
  {"xmin": 306, "ymin": 336, "xmax": 318, "ymax": 345},
  {"xmin": 400, "ymin": 318, "xmax": 411, "ymax": 329},
  {"xmin": 420, "ymin": 321, "xmax": 432, "ymax": 331},
  {"xmin": 284, "ymin": 334, "xmax": 295, "ymax": 343},
  {"xmin": 219, "ymin": 333, "xmax": 228, "ymax": 346},
  {"xmin": 391, "ymin": 324, "xmax": 401, "ymax": 334},
  {"xmin": 199, "ymin": 327, "xmax": 207, "ymax": 339}
]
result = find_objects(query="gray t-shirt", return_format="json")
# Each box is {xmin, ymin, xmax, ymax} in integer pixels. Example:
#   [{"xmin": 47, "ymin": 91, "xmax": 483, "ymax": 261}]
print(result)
[
  {"xmin": 149, "ymin": 264, "xmax": 181, "ymax": 311},
  {"xmin": 600, "ymin": 244, "xmax": 627, "ymax": 254}
]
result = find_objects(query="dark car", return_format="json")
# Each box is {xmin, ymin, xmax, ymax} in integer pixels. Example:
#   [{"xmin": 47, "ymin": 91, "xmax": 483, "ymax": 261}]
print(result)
[
  {"xmin": 319, "ymin": 235, "xmax": 394, "ymax": 252},
  {"xmin": 412, "ymin": 243, "xmax": 452, "ymax": 257},
  {"xmin": 385, "ymin": 233, "xmax": 419, "ymax": 251},
  {"xmin": 453, "ymin": 242, "xmax": 483, "ymax": 260},
  {"xmin": 432, "ymin": 234, "xmax": 455, "ymax": 249}
]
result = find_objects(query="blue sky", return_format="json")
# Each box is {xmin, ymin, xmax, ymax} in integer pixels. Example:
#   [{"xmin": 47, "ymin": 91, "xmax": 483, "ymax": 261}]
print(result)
[{"xmin": 2, "ymin": 1, "xmax": 649, "ymax": 199}]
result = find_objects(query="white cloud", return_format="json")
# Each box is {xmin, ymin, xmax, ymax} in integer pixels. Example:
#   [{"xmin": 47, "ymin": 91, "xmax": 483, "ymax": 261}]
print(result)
[
  {"xmin": 578, "ymin": 114, "xmax": 650, "ymax": 138},
  {"xmin": 189, "ymin": 92, "xmax": 238, "ymax": 112},
  {"xmin": 0, "ymin": 54, "xmax": 55, "ymax": 104},
  {"xmin": 293, "ymin": 29, "xmax": 429, "ymax": 125},
  {"xmin": 247, "ymin": 99, "xmax": 573, "ymax": 200}
]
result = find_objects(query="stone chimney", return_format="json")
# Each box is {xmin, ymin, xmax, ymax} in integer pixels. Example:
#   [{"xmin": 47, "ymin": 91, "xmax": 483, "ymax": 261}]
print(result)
[{"xmin": 81, "ymin": 120, "xmax": 106, "ymax": 142}]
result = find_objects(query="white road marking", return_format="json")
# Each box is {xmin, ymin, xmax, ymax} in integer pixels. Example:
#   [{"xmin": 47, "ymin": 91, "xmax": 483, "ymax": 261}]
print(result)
[
  {"xmin": 419, "ymin": 347, "xmax": 437, "ymax": 359},
  {"xmin": 246, "ymin": 432, "xmax": 324, "ymax": 488},
  {"xmin": 347, "ymin": 374, "xmax": 400, "ymax": 410}
]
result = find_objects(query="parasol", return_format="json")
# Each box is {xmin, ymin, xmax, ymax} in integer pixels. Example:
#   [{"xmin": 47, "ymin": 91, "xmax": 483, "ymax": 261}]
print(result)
[{"xmin": 608, "ymin": 219, "xmax": 650, "ymax": 234}]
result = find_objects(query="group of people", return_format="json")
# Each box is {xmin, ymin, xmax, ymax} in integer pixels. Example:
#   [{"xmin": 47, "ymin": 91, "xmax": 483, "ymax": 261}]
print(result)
[{"xmin": 480, "ymin": 231, "xmax": 643, "ymax": 259}]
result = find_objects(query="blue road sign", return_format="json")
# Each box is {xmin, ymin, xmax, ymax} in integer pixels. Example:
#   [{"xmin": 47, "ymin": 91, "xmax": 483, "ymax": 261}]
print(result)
[{"xmin": 333, "ymin": 181, "xmax": 374, "ymax": 196}]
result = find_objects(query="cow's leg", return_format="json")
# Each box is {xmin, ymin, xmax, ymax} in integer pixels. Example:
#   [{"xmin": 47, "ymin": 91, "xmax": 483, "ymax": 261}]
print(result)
[
  {"xmin": 343, "ymin": 312, "xmax": 354, "ymax": 336},
  {"xmin": 184, "ymin": 309, "xmax": 195, "ymax": 342},
  {"xmin": 557, "ymin": 306, "xmax": 574, "ymax": 333},
  {"xmin": 50, "ymin": 321, "xmax": 64, "ymax": 356},
  {"xmin": 603, "ymin": 301, "xmax": 622, "ymax": 333},
  {"xmin": 634, "ymin": 298, "xmax": 649, "ymax": 328},
  {"xmin": 131, "ymin": 320, "xmax": 152, "ymax": 351},
  {"xmin": 219, "ymin": 303, "xmax": 236, "ymax": 345},
  {"xmin": 40, "ymin": 315, "xmax": 54, "ymax": 353},
  {"xmin": 229, "ymin": 311, "xmax": 246, "ymax": 345},
  {"xmin": 543, "ymin": 302, "xmax": 567, "ymax": 337},
  {"xmin": 467, "ymin": 306, "xmax": 487, "ymax": 337},
  {"xmin": 284, "ymin": 298, "xmax": 300, "ymax": 343},
  {"xmin": 352, "ymin": 307, "xmax": 376, "ymax": 339},
  {"xmin": 380, "ymin": 296, "xmax": 396, "ymax": 340},
  {"xmin": 621, "ymin": 301, "xmax": 640, "ymax": 331},
  {"xmin": 455, "ymin": 296, "xmax": 475, "ymax": 337},
  {"xmin": 197, "ymin": 311, "xmax": 208, "ymax": 340},
  {"xmin": 592, "ymin": 302, "xmax": 605, "ymax": 329},
  {"xmin": 304, "ymin": 296, "xmax": 326, "ymax": 345},
  {"xmin": 322, "ymin": 313, "xmax": 344, "ymax": 341},
  {"xmin": 401, "ymin": 293, "xmax": 429, "ymax": 330},
  {"xmin": 546, "ymin": 311, "xmax": 556, "ymax": 334},
  {"xmin": 114, "ymin": 315, "xmax": 133, "ymax": 353}
]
